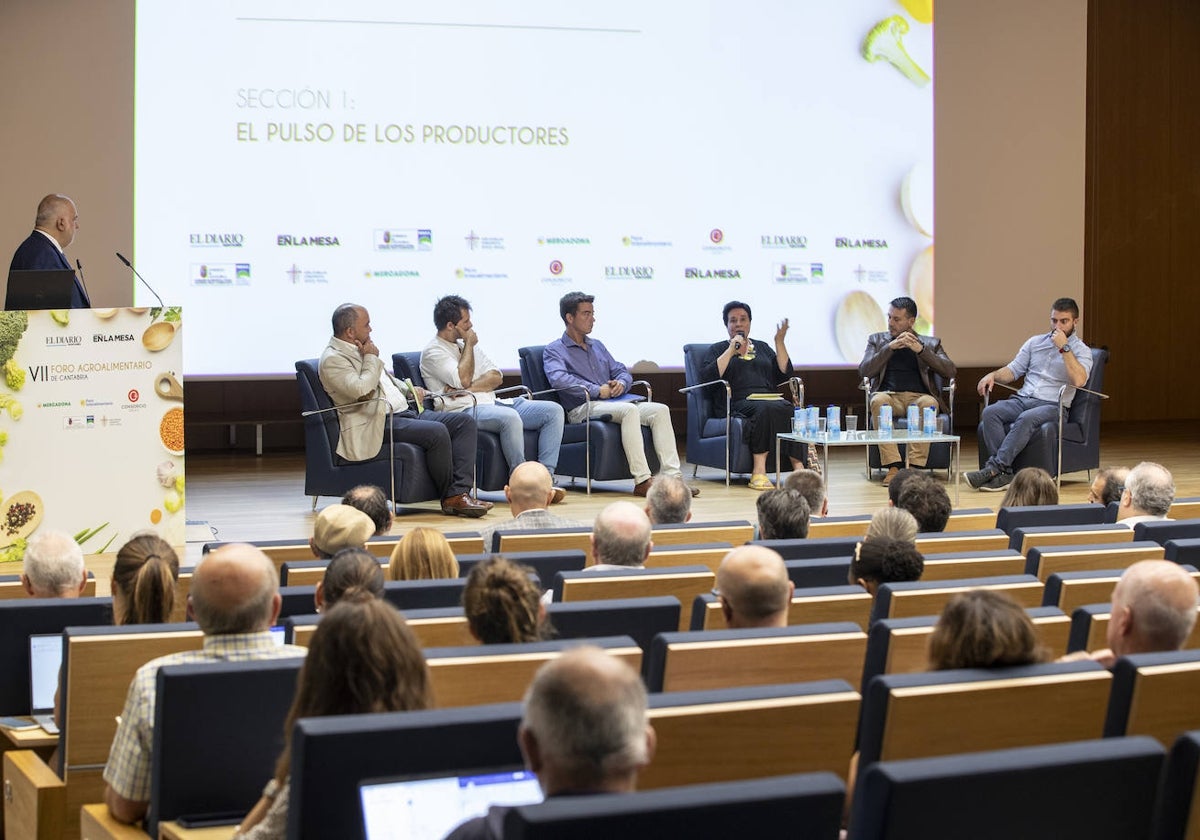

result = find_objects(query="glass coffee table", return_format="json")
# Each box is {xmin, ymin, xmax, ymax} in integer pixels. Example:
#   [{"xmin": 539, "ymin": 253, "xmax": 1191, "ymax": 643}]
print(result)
[{"xmin": 776, "ymin": 429, "xmax": 962, "ymax": 504}]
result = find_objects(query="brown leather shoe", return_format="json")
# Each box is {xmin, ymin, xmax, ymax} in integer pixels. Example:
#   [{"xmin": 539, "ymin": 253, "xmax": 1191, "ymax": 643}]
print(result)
[
  {"xmin": 550, "ymin": 486, "xmax": 567, "ymax": 505},
  {"xmin": 633, "ymin": 478, "xmax": 653, "ymax": 497},
  {"xmin": 470, "ymin": 496, "xmax": 495, "ymax": 511},
  {"xmin": 441, "ymin": 494, "xmax": 489, "ymax": 518},
  {"xmin": 881, "ymin": 466, "xmax": 900, "ymax": 487},
  {"xmin": 687, "ymin": 483, "xmax": 700, "ymax": 497}
]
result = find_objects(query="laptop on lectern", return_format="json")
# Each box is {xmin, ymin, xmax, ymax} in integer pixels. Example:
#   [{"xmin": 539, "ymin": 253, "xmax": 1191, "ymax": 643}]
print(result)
[{"xmin": 5, "ymin": 269, "xmax": 79, "ymax": 310}]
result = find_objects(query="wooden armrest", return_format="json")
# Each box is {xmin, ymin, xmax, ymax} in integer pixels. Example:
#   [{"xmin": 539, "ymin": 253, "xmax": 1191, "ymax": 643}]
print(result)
[
  {"xmin": 157, "ymin": 820, "xmax": 239, "ymax": 840},
  {"xmin": 79, "ymin": 802, "xmax": 149, "ymax": 840},
  {"xmin": 3, "ymin": 750, "xmax": 65, "ymax": 840}
]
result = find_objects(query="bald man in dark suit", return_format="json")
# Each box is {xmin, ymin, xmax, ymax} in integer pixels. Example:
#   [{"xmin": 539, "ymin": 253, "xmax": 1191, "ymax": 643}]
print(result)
[{"xmin": 9, "ymin": 194, "xmax": 91, "ymax": 307}]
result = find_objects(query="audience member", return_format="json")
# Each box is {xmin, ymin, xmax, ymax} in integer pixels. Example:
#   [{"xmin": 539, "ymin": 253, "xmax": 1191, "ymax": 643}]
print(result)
[
  {"xmin": 1089, "ymin": 466, "xmax": 1129, "ymax": 507},
  {"xmin": 110, "ymin": 533, "xmax": 179, "ymax": 625},
  {"xmin": 1063, "ymin": 560, "xmax": 1199, "ymax": 668},
  {"xmin": 591, "ymin": 502, "xmax": 653, "ymax": 570},
  {"xmin": 480, "ymin": 462, "xmax": 584, "ymax": 552},
  {"xmin": 463, "ymin": 556, "xmax": 548, "ymax": 644},
  {"xmin": 885, "ymin": 467, "xmax": 922, "ymax": 507},
  {"xmin": 309, "ymin": 504, "xmax": 375, "ymax": 559},
  {"xmin": 756, "ymin": 488, "xmax": 811, "ymax": 540},
  {"xmin": 895, "ymin": 473, "xmax": 951, "ymax": 533},
  {"xmin": 644, "ymin": 473, "xmax": 693, "ymax": 524},
  {"xmin": 388, "ymin": 527, "xmax": 459, "ymax": 580},
  {"xmin": 715, "ymin": 546, "xmax": 793, "ymax": 629},
  {"xmin": 234, "ymin": 598, "xmax": 432, "ymax": 839},
  {"xmin": 341, "ymin": 484, "xmax": 393, "ymax": 535},
  {"xmin": 848, "ymin": 538, "xmax": 924, "ymax": 597},
  {"xmin": 999, "ymin": 467, "xmax": 1059, "ymax": 508},
  {"xmin": 927, "ymin": 590, "xmax": 1048, "ymax": 670},
  {"xmin": 865, "ymin": 507, "xmax": 919, "ymax": 545},
  {"xmin": 446, "ymin": 647, "xmax": 655, "ymax": 839},
  {"xmin": 21, "ymin": 531, "xmax": 87, "ymax": 598},
  {"xmin": 315, "ymin": 547, "xmax": 384, "ymax": 612},
  {"xmin": 784, "ymin": 468, "xmax": 828, "ymax": 517},
  {"xmin": 104, "ymin": 544, "xmax": 306, "ymax": 824},
  {"xmin": 1116, "ymin": 461, "xmax": 1175, "ymax": 528}
]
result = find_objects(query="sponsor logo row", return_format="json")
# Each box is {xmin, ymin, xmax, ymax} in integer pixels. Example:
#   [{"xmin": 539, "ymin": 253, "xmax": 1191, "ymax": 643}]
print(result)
[{"xmin": 188, "ymin": 230, "xmax": 890, "ymax": 253}]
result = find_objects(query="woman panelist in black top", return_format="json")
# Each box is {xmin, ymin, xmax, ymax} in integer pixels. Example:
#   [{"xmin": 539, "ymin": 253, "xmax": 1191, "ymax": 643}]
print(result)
[{"xmin": 700, "ymin": 300, "xmax": 803, "ymax": 490}]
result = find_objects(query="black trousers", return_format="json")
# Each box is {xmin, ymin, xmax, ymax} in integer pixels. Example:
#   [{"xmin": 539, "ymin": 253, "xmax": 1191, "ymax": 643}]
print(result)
[
  {"xmin": 391, "ymin": 410, "xmax": 477, "ymax": 497},
  {"xmin": 732, "ymin": 399, "xmax": 801, "ymax": 461}
]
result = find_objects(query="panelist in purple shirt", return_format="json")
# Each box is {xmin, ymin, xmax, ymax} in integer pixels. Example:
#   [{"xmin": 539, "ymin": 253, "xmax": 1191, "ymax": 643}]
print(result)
[{"xmin": 543, "ymin": 291, "xmax": 698, "ymax": 498}]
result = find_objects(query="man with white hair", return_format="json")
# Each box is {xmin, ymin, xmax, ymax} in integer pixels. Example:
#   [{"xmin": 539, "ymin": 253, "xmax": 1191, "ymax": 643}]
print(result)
[
  {"xmin": 446, "ymin": 647, "xmax": 656, "ymax": 839},
  {"xmin": 1116, "ymin": 461, "xmax": 1175, "ymax": 528},
  {"xmin": 644, "ymin": 473, "xmax": 693, "ymax": 525},
  {"xmin": 21, "ymin": 531, "xmax": 87, "ymax": 598}
]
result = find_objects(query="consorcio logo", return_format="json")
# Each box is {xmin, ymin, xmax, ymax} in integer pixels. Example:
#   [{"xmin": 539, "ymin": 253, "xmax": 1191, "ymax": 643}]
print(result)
[
  {"xmin": 709, "ymin": 229, "xmax": 724, "ymax": 244},
  {"xmin": 549, "ymin": 260, "xmax": 564, "ymax": 276},
  {"xmin": 128, "ymin": 389, "xmax": 139, "ymax": 402}
]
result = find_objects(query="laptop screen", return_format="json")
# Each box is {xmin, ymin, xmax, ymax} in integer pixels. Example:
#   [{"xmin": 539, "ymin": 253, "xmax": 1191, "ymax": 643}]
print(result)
[
  {"xmin": 360, "ymin": 768, "xmax": 542, "ymax": 840},
  {"xmin": 28, "ymin": 633, "xmax": 64, "ymax": 713}
]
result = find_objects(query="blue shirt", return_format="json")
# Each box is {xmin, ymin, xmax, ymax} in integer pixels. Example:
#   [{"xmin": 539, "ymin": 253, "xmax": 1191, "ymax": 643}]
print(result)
[
  {"xmin": 1008, "ymin": 331, "xmax": 1093, "ymax": 406},
  {"xmin": 543, "ymin": 332, "xmax": 635, "ymax": 415}
]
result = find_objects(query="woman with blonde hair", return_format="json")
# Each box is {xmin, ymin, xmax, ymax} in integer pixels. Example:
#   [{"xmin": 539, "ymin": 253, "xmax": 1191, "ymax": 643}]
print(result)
[
  {"xmin": 388, "ymin": 527, "xmax": 458, "ymax": 580},
  {"xmin": 865, "ymin": 506, "xmax": 918, "ymax": 545},
  {"xmin": 1000, "ymin": 467, "xmax": 1059, "ymax": 508},
  {"xmin": 927, "ymin": 589, "xmax": 1049, "ymax": 670},
  {"xmin": 110, "ymin": 533, "xmax": 180, "ymax": 625},
  {"xmin": 462, "ymin": 556, "xmax": 548, "ymax": 644},
  {"xmin": 233, "ymin": 596, "xmax": 432, "ymax": 838}
]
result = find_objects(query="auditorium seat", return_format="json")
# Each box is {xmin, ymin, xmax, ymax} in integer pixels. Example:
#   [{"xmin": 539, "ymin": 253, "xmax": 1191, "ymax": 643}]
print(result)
[
  {"xmin": 785, "ymin": 557, "xmax": 854, "ymax": 589},
  {"xmin": 1105, "ymin": 650, "xmax": 1200, "ymax": 747},
  {"xmin": 1010, "ymin": 522, "xmax": 1134, "ymax": 555},
  {"xmin": 1136, "ymin": 519, "xmax": 1200, "ymax": 546},
  {"xmin": 690, "ymin": 586, "xmax": 873, "ymax": 631},
  {"xmin": 1066, "ymin": 604, "xmax": 1200, "ymax": 654},
  {"xmin": 870, "ymin": 575, "xmax": 1044, "ymax": 624},
  {"xmin": 457, "ymin": 550, "xmax": 587, "ymax": 590},
  {"xmin": 850, "ymin": 736, "xmax": 1163, "ymax": 840},
  {"xmin": 750, "ymin": 536, "xmax": 859, "ymax": 561},
  {"xmin": 1166, "ymin": 539, "xmax": 1200, "ymax": 567},
  {"xmin": 1024, "ymin": 540, "xmax": 1165, "ymax": 580},
  {"xmin": 552, "ymin": 565, "xmax": 714, "ymax": 629},
  {"xmin": 995, "ymin": 502, "xmax": 1106, "ymax": 535},
  {"xmin": 1151, "ymin": 730, "xmax": 1200, "ymax": 840}
]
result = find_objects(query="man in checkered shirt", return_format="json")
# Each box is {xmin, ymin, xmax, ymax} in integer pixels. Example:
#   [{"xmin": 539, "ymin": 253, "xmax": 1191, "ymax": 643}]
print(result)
[{"xmin": 103, "ymin": 543, "xmax": 306, "ymax": 824}]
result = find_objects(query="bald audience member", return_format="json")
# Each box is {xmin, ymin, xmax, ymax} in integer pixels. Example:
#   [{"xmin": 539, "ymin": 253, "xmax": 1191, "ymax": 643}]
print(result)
[
  {"xmin": 446, "ymin": 647, "xmax": 655, "ymax": 839},
  {"xmin": 9, "ymin": 194, "xmax": 91, "ymax": 307},
  {"xmin": 21, "ymin": 530, "xmax": 87, "ymax": 598},
  {"xmin": 310, "ymin": 503, "xmax": 376, "ymax": 558},
  {"xmin": 784, "ymin": 468, "xmax": 828, "ymax": 518},
  {"xmin": 1116, "ymin": 461, "xmax": 1175, "ymax": 528},
  {"xmin": 591, "ymin": 502, "xmax": 653, "ymax": 570},
  {"xmin": 645, "ymin": 473, "xmax": 693, "ymax": 524},
  {"xmin": 1064, "ymin": 560, "xmax": 1199, "ymax": 668},
  {"xmin": 1089, "ymin": 466, "xmax": 1129, "ymax": 507},
  {"xmin": 342, "ymin": 484, "xmax": 393, "ymax": 535},
  {"xmin": 103, "ymin": 544, "xmax": 306, "ymax": 823},
  {"xmin": 716, "ymin": 546, "xmax": 794, "ymax": 628},
  {"xmin": 480, "ymin": 462, "xmax": 584, "ymax": 552},
  {"xmin": 756, "ymin": 488, "xmax": 811, "ymax": 540}
]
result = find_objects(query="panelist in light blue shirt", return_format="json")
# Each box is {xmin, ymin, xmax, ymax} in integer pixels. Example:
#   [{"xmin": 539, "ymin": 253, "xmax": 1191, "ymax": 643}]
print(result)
[{"xmin": 967, "ymin": 297, "xmax": 1093, "ymax": 492}]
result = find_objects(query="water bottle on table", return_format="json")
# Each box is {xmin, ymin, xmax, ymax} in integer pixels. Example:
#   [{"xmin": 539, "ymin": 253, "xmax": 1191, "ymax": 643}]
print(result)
[
  {"xmin": 906, "ymin": 404, "xmax": 920, "ymax": 434},
  {"xmin": 922, "ymin": 406, "xmax": 937, "ymax": 436},
  {"xmin": 879, "ymin": 404, "xmax": 893, "ymax": 438},
  {"xmin": 826, "ymin": 405, "xmax": 841, "ymax": 439}
]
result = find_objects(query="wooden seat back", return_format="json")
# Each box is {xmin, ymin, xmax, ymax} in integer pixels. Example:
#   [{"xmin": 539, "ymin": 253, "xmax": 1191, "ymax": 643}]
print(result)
[
  {"xmin": 1106, "ymin": 652, "xmax": 1200, "ymax": 749},
  {"xmin": 1016, "ymin": 525, "xmax": 1133, "ymax": 556},
  {"xmin": 875, "ymin": 576, "xmax": 1045, "ymax": 622},
  {"xmin": 644, "ymin": 545, "xmax": 732, "ymax": 575},
  {"xmin": 0, "ymin": 576, "xmax": 97, "ymax": 600},
  {"xmin": 641, "ymin": 683, "xmax": 861, "ymax": 789},
  {"xmin": 496, "ymin": 530, "xmax": 592, "ymax": 561},
  {"xmin": 1069, "ymin": 605, "xmax": 1200, "ymax": 654},
  {"xmin": 1026, "ymin": 541, "xmax": 1165, "ymax": 581},
  {"xmin": 697, "ymin": 587, "xmax": 873, "ymax": 631},
  {"xmin": 649, "ymin": 623, "xmax": 867, "ymax": 692},
  {"xmin": 806, "ymin": 516, "xmax": 870, "ymax": 539},
  {"xmin": 920, "ymin": 551, "xmax": 1027, "ymax": 581},
  {"xmin": 914, "ymin": 531, "xmax": 1010, "ymax": 555},
  {"xmin": 423, "ymin": 636, "xmax": 642, "ymax": 707},
  {"xmin": 558, "ymin": 567, "xmax": 715, "ymax": 630},
  {"xmin": 650, "ymin": 522, "xmax": 754, "ymax": 547}
]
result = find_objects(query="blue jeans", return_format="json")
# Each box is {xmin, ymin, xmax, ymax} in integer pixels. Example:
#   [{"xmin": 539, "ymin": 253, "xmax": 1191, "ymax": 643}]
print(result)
[
  {"xmin": 474, "ymin": 398, "xmax": 564, "ymax": 474},
  {"xmin": 979, "ymin": 394, "xmax": 1062, "ymax": 471}
]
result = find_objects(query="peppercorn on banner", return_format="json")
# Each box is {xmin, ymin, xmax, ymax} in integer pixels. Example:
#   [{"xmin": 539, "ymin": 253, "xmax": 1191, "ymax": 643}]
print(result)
[
  {"xmin": 0, "ymin": 308, "xmax": 184, "ymax": 562},
  {"xmin": 133, "ymin": 0, "xmax": 934, "ymax": 375}
]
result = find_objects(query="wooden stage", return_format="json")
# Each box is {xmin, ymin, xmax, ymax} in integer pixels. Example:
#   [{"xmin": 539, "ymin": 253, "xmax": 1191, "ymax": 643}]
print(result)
[{"xmin": 178, "ymin": 421, "xmax": 1200, "ymax": 568}]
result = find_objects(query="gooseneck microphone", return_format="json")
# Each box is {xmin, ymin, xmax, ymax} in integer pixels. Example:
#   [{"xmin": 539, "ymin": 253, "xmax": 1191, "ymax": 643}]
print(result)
[
  {"xmin": 115, "ymin": 252, "xmax": 165, "ymax": 309},
  {"xmin": 75, "ymin": 259, "xmax": 93, "ymax": 306}
]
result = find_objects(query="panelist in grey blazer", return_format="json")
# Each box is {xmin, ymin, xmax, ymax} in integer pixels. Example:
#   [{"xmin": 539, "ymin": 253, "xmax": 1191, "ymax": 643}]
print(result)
[
  {"xmin": 858, "ymin": 296, "xmax": 956, "ymax": 487},
  {"xmin": 9, "ymin": 194, "xmax": 91, "ymax": 308}
]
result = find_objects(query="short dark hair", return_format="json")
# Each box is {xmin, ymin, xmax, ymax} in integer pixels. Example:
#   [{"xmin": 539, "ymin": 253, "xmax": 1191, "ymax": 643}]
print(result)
[
  {"xmin": 559, "ymin": 291, "xmax": 595, "ymax": 324},
  {"xmin": 896, "ymin": 474, "xmax": 952, "ymax": 533},
  {"xmin": 331, "ymin": 303, "xmax": 361, "ymax": 336},
  {"xmin": 783, "ymin": 469, "xmax": 825, "ymax": 516},
  {"xmin": 322, "ymin": 548, "xmax": 385, "ymax": 608},
  {"xmin": 341, "ymin": 485, "xmax": 391, "ymax": 535},
  {"xmin": 849, "ymin": 538, "xmax": 924, "ymax": 588},
  {"xmin": 756, "ymin": 488, "xmax": 811, "ymax": 540},
  {"xmin": 887, "ymin": 468, "xmax": 923, "ymax": 506},
  {"xmin": 889, "ymin": 296, "xmax": 917, "ymax": 318},
  {"xmin": 1051, "ymin": 297, "xmax": 1080, "ymax": 318},
  {"xmin": 722, "ymin": 301, "xmax": 752, "ymax": 325},
  {"xmin": 433, "ymin": 294, "xmax": 471, "ymax": 330}
]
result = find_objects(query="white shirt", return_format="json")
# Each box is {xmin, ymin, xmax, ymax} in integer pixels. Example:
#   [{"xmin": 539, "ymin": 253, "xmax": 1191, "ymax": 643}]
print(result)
[{"xmin": 420, "ymin": 335, "xmax": 505, "ymax": 411}]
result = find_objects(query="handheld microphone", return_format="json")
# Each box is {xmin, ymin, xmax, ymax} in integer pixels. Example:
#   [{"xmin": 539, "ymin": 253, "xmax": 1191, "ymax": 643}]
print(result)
[{"xmin": 115, "ymin": 252, "xmax": 165, "ymax": 309}]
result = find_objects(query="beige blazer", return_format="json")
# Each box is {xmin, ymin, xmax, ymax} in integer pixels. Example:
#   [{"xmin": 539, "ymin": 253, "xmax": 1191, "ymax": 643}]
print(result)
[{"xmin": 318, "ymin": 337, "xmax": 408, "ymax": 461}]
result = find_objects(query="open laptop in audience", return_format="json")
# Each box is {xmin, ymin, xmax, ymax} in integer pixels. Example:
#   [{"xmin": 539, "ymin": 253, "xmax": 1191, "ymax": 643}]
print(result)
[
  {"xmin": 359, "ymin": 767, "xmax": 541, "ymax": 840},
  {"xmin": 29, "ymin": 633, "xmax": 63, "ymax": 734}
]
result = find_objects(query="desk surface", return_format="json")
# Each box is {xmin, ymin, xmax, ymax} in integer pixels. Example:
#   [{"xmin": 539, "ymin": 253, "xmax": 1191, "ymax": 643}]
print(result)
[
  {"xmin": 0, "ymin": 722, "xmax": 57, "ymax": 749},
  {"xmin": 779, "ymin": 429, "xmax": 961, "ymax": 447}
]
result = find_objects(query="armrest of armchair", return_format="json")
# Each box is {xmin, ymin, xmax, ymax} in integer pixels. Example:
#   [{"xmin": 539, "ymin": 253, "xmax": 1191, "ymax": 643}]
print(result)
[
  {"xmin": 3, "ymin": 750, "xmax": 65, "ymax": 840},
  {"xmin": 494, "ymin": 384, "xmax": 533, "ymax": 400},
  {"xmin": 79, "ymin": 803, "xmax": 150, "ymax": 840}
]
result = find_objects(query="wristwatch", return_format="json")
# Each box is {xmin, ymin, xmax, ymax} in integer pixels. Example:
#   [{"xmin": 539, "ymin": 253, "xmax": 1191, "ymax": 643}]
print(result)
[{"xmin": 1058, "ymin": 345, "xmax": 1071, "ymax": 354}]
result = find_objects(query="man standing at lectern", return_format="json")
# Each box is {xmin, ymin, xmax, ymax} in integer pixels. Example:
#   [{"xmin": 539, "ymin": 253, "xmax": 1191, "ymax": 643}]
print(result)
[{"xmin": 9, "ymin": 194, "xmax": 91, "ymax": 307}]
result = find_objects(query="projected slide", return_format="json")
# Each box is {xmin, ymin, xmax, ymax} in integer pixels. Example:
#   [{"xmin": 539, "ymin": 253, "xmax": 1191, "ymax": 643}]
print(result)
[{"xmin": 134, "ymin": 0, "xmax": 933, "ymax": 376}]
